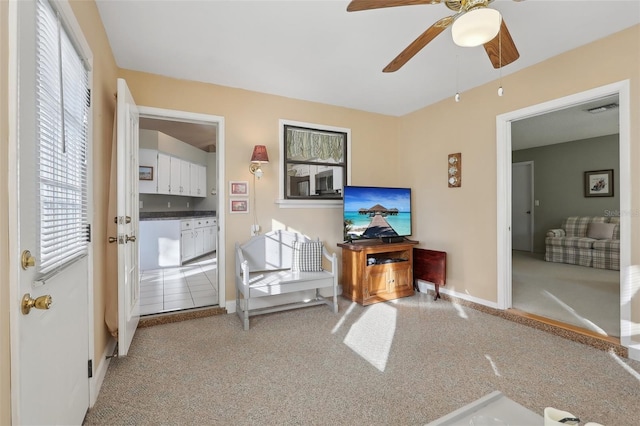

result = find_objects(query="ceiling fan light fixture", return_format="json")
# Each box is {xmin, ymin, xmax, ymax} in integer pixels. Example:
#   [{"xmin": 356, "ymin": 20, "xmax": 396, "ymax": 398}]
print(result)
[{"xmin": 452, "ymin": 8, "xmax": 502, "ymax": 47}]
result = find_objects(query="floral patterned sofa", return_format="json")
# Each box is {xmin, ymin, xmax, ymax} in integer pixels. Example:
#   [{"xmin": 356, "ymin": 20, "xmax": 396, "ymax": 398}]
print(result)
[{"xmin": 544, "ymin": 216, "xmax": 620, "ymax": 270}]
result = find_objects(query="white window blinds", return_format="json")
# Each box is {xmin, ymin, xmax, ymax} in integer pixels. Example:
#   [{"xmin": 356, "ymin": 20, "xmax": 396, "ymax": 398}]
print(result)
[{"xmin": 36, "ymin": 0, "xmax": 90, "ymax": 275}]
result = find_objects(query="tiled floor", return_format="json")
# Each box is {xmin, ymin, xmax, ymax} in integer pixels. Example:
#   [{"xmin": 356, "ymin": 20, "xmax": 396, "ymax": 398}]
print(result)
[{"xmin": 139, "ymin": 253, "xmax": 218, "ymax": 316}]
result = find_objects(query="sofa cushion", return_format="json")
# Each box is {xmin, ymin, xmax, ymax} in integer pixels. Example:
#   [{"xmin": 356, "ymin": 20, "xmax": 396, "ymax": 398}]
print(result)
[
  {"xmin": 608, "ymin": 216, "xmax": 621, "ymax": 240},
  {"xmin": 562, "ymin": 216, "xmax": 607, "ymax": 237},
  {"xmin": 545, "ymin": 236, "xmax": 596, "ymax": 249},
  {"xmin": 291, "ymin": 241, "xmax": 323, "ymax": 272},
  {"xmin": 592, "ymin": 239, "xmax": 620, "ymax": 270},
  {"xmin": 587, "ymin": 222, "xmax": 616, "ymax": 240}
]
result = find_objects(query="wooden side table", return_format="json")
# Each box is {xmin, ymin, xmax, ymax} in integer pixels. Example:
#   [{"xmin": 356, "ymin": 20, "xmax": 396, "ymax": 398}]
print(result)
[{"xmin": 338, "ymin": 239, "xmax": 418, "ymax": 305}]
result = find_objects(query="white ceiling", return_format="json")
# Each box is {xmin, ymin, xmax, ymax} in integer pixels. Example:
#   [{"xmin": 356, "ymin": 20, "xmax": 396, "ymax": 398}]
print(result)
[
  {"xmin": 511, "ymin": 93, "xmax": 620, "ymax": 150},
  {"xmin": 96, "ymin": 0, "xmax": 637, "ymax": 148}
]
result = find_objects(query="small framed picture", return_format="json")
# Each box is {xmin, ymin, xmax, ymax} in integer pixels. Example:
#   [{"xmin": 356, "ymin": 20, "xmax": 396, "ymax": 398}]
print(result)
[
  {"xmin": 139, "ymin": 166, "xmax": 153, "ymax": 181},
  {"xmin": 584, "ymin": 169, "xmax": 614, "ymax": 197},
  {"xmin": 230, "ymin": 199, "xmax": 249, "ymax": 214},
  {"xmin": 230, "ymin": 181, "xmax": 249, "ymax": 196}
]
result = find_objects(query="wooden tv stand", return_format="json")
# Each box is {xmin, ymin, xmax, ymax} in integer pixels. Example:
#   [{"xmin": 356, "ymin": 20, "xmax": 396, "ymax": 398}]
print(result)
[{"xmin": 337, "ymin": 239, "xmax": 418, "ymax": 306}]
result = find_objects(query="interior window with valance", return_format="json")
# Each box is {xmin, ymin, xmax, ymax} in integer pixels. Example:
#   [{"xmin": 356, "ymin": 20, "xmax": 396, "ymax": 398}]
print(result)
[{"xmin": 284, "ymin": 124, "xmax": 348, "ymax": 200}]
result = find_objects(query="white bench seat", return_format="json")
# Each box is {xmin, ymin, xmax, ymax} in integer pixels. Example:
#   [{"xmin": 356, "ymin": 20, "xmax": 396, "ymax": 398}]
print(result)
[{"xmin": 235, "ymin": 230, "xmax": 338, "ymax": 330}]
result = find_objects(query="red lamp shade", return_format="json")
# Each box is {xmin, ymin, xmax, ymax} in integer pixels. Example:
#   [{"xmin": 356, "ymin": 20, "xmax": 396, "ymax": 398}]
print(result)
[{"xmin": 250, "ymin": 145, "xmax": 269, "ymax": 163}]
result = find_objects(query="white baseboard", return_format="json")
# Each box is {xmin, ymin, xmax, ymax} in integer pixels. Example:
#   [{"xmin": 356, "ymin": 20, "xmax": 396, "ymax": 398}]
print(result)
[
  {"xmin": 90, "ymin": 337, "xmax": 117, "ymax": 407},
  {"xmin": 625, "ymin": 343, "xmax": 640, "ymax": 362},
  {"xmin": 416, "ymin": 279, "xmax": 499, "ymax": 309}
]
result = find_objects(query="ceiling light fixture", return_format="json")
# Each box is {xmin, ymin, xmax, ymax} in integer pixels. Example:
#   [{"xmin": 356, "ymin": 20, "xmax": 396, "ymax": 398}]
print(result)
[{"xmin": 452, "ymin": 1, "xmax": 502, "ymax": 48}]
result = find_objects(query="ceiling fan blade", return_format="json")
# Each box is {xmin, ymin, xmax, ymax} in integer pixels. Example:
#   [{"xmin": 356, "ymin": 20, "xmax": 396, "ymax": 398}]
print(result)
[
  {"xmin": 347, "ymin": 0, "xmax": 439, "ymax": 12},
  {"xmin": 483, "ymin": 18, "xmax": 520, "ymax": 69},
  {"xmin": 383, "ymin": 18, "xmax": 452, "ymax": 72}
]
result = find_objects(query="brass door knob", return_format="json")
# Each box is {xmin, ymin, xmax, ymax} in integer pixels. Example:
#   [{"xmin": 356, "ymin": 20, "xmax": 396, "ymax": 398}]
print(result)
[
  {"xmin": 108, "ymin": 236, "xmax": 117, "ymax": 243},
  {"xmin": 21, "ymin": 250, "xmax": 36, "ymax": 269},
  {"xmin": 21, "ymin": 293, "xmax": 52, "ymax": 315},
  {"xmin": 125, "ymin": 234, "xmax": 136, "ymax": 243}
]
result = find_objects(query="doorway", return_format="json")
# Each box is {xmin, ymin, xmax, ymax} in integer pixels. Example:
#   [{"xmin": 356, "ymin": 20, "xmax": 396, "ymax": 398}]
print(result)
[
  {"xmin": 512, "ymin": 161, "xmax": 534, "ymax": 252},
  {"xmin": 136, "ymin": 106, "xmax": 226, "ymax": 315},
  {"xmin": 496, "ymin": 81, "xmax": 632, "ymax": 351}
]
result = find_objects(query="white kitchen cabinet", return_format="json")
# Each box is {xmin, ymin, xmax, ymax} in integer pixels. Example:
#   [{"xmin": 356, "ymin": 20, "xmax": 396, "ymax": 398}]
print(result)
[
  {"xmin": 157, "ymin": 152, "xmax": 172, "ymax": 194},
  {"xmin": 193, "ymin": 218, "xmax": 205, "ymax": 256},
  {"xmin": 181, "ymin": 219, "xmax": 195, "ymax": 261},
  {"xmin": 158, "ymin": 153, "xmax": 189, "ymax": 196},
  {"xmin": 204, "ymin": 218, "xmax": 216, "ymax": 252},
  {"xmin": 157, "ymin": 152, "xmax": 205, "ymax": 197},
  {"xmin": 179, "ymin": 159, "xmax": 190, "ymax": 195},
  {"xmin": 170, "ymin": 156, "xmax": 181, "ymax": 195},
  {"xmin": 194, "ymin": 217, "xmax": 216, "ymax": 257},
  {"xmin": 180, "ymin": 216, "xmax": 215, "ymax": 263},
  {"xmin": 190, "ymin": 163, "xmax": 207, "ymax": 197},
  {"xmin": 142, "ymin": 217, "xmax": 215, "ymax": 267}
]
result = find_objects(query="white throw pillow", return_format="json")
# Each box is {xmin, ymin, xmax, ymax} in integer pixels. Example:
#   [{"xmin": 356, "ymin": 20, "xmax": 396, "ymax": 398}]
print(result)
[
  {"xmin": 291, "ymin": 241, "xmax": 323, "ymax": 272},
  {"xmin": 586, "ymin": 222, "xmax": 616, "ymax": 240}
]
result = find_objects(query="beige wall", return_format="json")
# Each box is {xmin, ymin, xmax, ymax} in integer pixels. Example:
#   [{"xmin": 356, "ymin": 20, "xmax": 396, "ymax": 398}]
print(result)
[
  {"xmin": 122, "ymin": 26, "xmax": 640, "ymax": 339},
  {"xmin": 1, "ymin": 1, "xmax": 638, "ymax": 421},
  {"xmin": 67, "ymin": 0, "xmax": 119, "ymax": 382},
  {"xmin": 400, "ymin": 25, "xmax": 639, "ymax": 331},
  {"xmin": 118, "ymin": 68, "xmax": 400, "ymax": 306}
]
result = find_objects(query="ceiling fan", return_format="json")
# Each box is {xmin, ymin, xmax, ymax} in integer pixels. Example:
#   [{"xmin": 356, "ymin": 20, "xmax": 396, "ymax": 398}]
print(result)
[{"xmin": 347, "ymin": 0, "xmax": 521, "ymax": 72}]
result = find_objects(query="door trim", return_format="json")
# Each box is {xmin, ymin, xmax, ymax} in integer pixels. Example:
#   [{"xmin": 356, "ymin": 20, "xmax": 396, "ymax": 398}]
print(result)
[
  {"xmin": 8, "ymin": 0, "xmax": 96, "ymax": 421},
  {"xmin": 496, "ymin": 80, "xmax": 634, "ymax": 358},
  {"xmin": 137, "ymin": 106, "xmax": 226, "ymax": 309}
]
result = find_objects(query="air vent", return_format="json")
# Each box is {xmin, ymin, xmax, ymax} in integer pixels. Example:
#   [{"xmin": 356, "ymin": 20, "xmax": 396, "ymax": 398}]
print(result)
[{"xmin": 586, "ymin": 103, "xmax": 619, "ymax": 114}]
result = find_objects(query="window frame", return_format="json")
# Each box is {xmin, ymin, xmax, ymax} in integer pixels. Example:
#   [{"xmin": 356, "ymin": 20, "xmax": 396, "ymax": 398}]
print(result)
[
  {"xmin": 34, "ymin": 0, "xmax": 93, "ymax": 278},
  {"xmin": 277, "ymin": 119, "xmax": 351, "ymax": 209}
]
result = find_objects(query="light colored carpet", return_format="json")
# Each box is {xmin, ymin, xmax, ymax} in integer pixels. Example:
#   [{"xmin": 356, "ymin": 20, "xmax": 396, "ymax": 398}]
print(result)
[
  {"xmin": 84, "ymin": 294, "xmax": 640, "ymax": 425},
  {"xmin": 512, "ymin": 251, "xmax": 620, "ymax": 337}
]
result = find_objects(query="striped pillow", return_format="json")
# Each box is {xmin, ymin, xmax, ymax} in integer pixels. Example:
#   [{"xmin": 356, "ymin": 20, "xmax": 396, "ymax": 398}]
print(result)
[{"xmin": 292, "ymin": 241, "xmax": 323, "ymax": 272}]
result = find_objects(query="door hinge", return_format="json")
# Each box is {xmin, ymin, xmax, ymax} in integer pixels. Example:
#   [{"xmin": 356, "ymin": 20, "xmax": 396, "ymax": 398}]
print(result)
[
  {"xmin": 88, "ymin": 359, "xmax": 93, "ymax": 378},
  {"xmin": 86, "ymin": 224, "xmax": 92, "ymax": 242}
]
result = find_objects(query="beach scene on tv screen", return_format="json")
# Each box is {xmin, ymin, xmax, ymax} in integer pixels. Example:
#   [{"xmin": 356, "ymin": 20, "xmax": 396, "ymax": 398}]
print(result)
[{"xmin": 344, "ymin": 187, "xmax": 411, "ymax": 239}]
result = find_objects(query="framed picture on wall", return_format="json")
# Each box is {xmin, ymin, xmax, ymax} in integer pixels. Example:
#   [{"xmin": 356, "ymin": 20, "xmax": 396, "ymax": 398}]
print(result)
[
  {"xmin": 584, "ymin": 169, "xmax": 614, "ymax": 197},
  {"xmin": 139, "ymin": 166, "xmax": 153, "ymax": 181},
  {"xmin": 230, "ymin": 181, "xmax": 249, "ymax": 196},
  {"xmin": 230, "ymin": 199, "xmax": 249, "ymax": 214}
]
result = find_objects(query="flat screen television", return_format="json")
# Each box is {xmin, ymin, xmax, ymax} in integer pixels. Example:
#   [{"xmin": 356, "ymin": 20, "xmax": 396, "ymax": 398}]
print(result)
[{"xmin": 343, "ymin": 185, "xmax": 412, "ymax": 242}]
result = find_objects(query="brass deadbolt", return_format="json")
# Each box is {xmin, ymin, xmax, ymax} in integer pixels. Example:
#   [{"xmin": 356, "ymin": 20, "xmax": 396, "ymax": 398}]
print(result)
[
  {"xmin": 21, "ymin": 250, "xmax": 36, "ymax": 269},
  {"xmin": 21, "ymin": 293, "xmax": 52, "ymax": 315}
]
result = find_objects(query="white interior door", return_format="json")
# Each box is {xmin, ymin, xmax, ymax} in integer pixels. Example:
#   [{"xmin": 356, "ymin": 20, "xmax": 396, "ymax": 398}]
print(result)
[
  {"xmin": 512, "ymin": 162, "xmax": 534, "ymax": 251},
  {"xmin": 117, "ymin": 78, "xmax": 141, "ymax": 356},
  {"xmin": 13, "ymin": 0, "xmax": 90, "ymax": 423}
]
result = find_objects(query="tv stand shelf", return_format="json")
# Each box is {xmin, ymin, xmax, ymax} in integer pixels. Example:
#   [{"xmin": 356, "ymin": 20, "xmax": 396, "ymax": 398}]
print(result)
[{"xmin": 338, "ymin": 240, "xmax": 418, "ymax": 306}]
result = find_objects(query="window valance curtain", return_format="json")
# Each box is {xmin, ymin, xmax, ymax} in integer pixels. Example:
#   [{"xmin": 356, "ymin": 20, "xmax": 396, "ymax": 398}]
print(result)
[{"xmin": 286, "ymin": 128, "xmax": 345, "ymax": 163}]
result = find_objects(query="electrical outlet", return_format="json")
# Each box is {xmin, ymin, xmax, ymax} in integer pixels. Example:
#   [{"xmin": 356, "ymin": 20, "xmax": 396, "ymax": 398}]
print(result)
[
  {"xmin": 251, "ymin": 224, "xmax": 260, "ymax": 236},
  {"xmin": 168, "ymin": 202, "xmax": 171, "ymax": 208},
  {"xmin": 186, "ymin": 202, "xmax": 189, "ymax": 208},
  {"xmin": 139, "ymin": 200, "xmax": 143, "ymax": 209}
]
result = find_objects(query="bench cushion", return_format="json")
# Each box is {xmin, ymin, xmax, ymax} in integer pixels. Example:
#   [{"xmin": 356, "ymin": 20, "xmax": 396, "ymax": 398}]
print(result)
[{"xmin": 292, "ymin": 241, "xmax": 323, "ymax": 272}]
